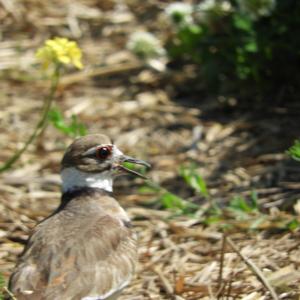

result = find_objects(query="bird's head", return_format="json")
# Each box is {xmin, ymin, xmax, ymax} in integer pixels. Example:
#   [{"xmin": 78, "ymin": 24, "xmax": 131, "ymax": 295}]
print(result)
[{"xmin": 61, "ymin": 134, "xmax": 150, "ymax": 193}]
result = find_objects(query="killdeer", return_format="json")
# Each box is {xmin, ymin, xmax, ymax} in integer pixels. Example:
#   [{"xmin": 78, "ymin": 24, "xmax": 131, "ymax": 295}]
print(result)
[{"xmin": 9, "ymin": 134, "xmax": 150, "ymax": 300}]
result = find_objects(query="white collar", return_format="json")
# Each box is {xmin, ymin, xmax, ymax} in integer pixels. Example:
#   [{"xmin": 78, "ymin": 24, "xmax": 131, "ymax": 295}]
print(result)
[{"xmin": 61, "ymin": 167, "xmax": 113, "ymax": 193}]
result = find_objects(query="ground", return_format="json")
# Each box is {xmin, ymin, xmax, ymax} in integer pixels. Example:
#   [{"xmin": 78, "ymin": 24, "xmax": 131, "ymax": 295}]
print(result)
[{"xmin": 0, "ymin": 1, "xmax": 300, "ymax": 299}]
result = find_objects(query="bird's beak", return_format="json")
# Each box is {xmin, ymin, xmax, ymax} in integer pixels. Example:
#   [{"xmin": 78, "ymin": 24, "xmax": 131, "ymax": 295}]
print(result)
[{"xmin": 116, "ymin": 155, "xmax": 151, "ymax": 179}]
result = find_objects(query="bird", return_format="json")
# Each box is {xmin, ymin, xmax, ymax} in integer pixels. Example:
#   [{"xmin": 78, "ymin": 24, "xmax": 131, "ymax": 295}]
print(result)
[{"xmin": 8, "ymin": 134, "xmax": 150, "ymax": 300}]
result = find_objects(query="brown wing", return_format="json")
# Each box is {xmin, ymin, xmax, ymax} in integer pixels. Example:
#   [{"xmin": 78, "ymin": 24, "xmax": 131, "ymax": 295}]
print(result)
[{"xmin": 9, "ymin": 209, "xmax": 137, "ymax": 300}]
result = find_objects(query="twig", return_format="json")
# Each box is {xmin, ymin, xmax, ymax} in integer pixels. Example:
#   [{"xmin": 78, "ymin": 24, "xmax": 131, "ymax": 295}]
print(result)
[
  {"xmin": 225, "ymin": 279, "xmax": 233, "ymax": 300},
  {"xmin": 57, "ymin": 61, "xmax": 143, "ymax": 87},
  {"xmin": 0, "ymin": 65, "xmax": 61, "ymax": 172},
  {"xmin": 208, "ymin": 284, "xmax": 217, "ymax": 300},
  {"xmin": 4, "ymin": 287, "xmax": 17, "ymax": 300},
  {"xmin": 217, "ymin": 234, "xmax": 226, "ymax": 292},
  {"xmin": 152, "ymin": 266, "xmax": 174, "ymax": 298},
  {"xmin": 226, "ymin": 236, "xmax": 279, "ymax": 300}
]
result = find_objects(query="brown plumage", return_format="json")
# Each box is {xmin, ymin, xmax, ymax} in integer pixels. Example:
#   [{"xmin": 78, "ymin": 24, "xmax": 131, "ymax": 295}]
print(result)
[{"xmin": 9, "ymin": 134, "xmax": 150, "ymax": 300}]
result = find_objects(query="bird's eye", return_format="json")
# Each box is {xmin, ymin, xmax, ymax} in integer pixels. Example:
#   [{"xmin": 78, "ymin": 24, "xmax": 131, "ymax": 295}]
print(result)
[{"xmin": 96, "ymin": 146, "xmax": 111, "ymax": 159}]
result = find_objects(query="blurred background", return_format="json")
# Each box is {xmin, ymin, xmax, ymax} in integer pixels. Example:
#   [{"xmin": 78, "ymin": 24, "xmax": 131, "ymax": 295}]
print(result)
[{"xmin": 1, "ymin": 0, "xmax": 300, "ymax": 299}]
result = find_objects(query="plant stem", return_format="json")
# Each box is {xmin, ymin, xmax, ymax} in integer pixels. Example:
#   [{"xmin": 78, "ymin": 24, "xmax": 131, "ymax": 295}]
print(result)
[
  {"xmin": 0, "ymin": 66, "xmax": 61, "ymax": 173},
  {"xmin": 226, "ymin": 236, "xmax": 279, "ymax": 300},
  {"xmin": 3, "ymin": 287, "xmax": 17, "ymax": 300}
]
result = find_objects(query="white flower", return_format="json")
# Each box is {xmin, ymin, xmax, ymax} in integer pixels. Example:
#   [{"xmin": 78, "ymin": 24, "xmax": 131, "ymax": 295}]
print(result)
[
  {"xmin": 237, "ymin": 0, "xmax": 276, "ymax": 20},
  {"xmin": 196, "ymin": 0, "xmax": 232, "ymax": 23},
  {"xmin": 127, "ymin": 32, "xmax": 165, "ymax": 59},
  {"xmin": 197, "ymin": 0, "xmax": 217, "ymax": 12},
  {"xmin": 220, "ymin": 1, "xmax": 232, "ymax": 12},
  {"xmin": 165, "ymin": 2, "xmax": 193, "ymax": 25},
  {"xmin": 197, "ymin": 0, "xmax": 232, "ymax": 12}
]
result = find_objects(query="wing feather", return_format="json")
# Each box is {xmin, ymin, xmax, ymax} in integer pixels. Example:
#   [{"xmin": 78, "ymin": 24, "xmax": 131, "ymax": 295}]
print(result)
[{"xmin": 9, "ymin": 208, "xmax": 137, "ymax": 300}]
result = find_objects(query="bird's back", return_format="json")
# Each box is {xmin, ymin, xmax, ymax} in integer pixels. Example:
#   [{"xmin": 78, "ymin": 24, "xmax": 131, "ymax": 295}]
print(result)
[{"xmin": 9, "ymin": 189, "xmax": 137, "ymax": 300}]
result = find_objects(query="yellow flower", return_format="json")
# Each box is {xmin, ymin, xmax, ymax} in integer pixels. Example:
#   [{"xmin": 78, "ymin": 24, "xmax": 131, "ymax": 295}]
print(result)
[{"xmin": 36, "ymin": 37, "xmax": 83, "ymax": 70}]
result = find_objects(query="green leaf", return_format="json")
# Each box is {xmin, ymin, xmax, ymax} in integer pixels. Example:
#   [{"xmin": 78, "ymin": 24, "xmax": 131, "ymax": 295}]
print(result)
[
  {"xmin": 193, "ymin": 174, "xmax": 209, "ymax": 197},
  {"xmin": 160, "ymin": 192, "xmax": 185, "ymax": 210},
  {"xmin": 229, "ymin": 196, "xmax": 254, "ymax": 213},
  {"xmin": 250, "ymin": 216, "xmax": 266, "ymax": 230},
  {"xmin": 204, "ymin": 215, "xmax": 222, "ymax": 225},
  {"xmin": 250, "ymin": 190, "xmax": 258, "ymax": 210},
  {"xmin": 138, "ymin": 185, "xmax": 158, "ymax": 194},
  {"xmin": 70, "ymin": 115, "xmax": 87, "ymax": 136},
  {"xmin": 187, "ymin": 24, "xmax": 202, "ymax": 35},
  {"xmin": 0, "ymin": 273, "xmax": 5, "ymax": 300},
  {"xmin": 203, "ymin": 203, "xmax": 222, "ymax": 225},
  {"xmin": 228, "ymin": 194, "xmax": 259, "ymax": 221},
  {"xmin": 288, "ymin": 140, "xmax": 300, "ymax": 162},
  {"xmin": 286, "ymin": 219, "xmax": 300, "ymax": 231},
  {"xmin": 122, "ymin": 161, "xmax": 147, "ymax": 175},
  {"xmin": 179, "ymin": 165, "xmax": 209, "ymax": 197},
  {"xmin": 159, "ymin": 191, "xmax": 199, "ymax": 215},
  {"xmin": 233, "ymin": 14, "xmax": 253, "ymax": 32},
  {"xmin": 48, "ymin": 107, "xmax": 87, "ymax": 137},
  {"xmin": 245, "ymin": 41, "xmax": 258, "ymax": 53}
]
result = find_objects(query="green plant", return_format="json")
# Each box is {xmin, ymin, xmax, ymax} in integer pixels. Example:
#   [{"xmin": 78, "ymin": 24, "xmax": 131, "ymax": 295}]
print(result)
[
  {"xmin": 179, "ymin": 164, "xmax": 209, "ymax": 198},
  {"xmin": 203, "ymin": 191, "xmax": 300, "ymax": 231},
  {"xmin": 228, "ymin": 191, "xmax": 258, "ymax": 214},
  {"xmin": 288, "ymin": 140, "xmax": 300, "ymax": 161},
  {"xmin": 160, "ymin": 192, "xmax": 199, "ymax": 215},
  {"xmin": 139, "ymin": 181, "xmax": 199, "ymax": 216},
  {"xmin": 138, "ymin": 165, "xmax": 209, "ymax": 216},
  {"xmin": 162, "ymin": 0, "xmax": 300, "ymax": 98},
  {"xmin": 0, "ymin": 273, "xmax": 5, "ymax": 300},
  {"xmin": 140, "ymin": 169, "xmax": 300, "ymax": 231},
  {"xmin": 160, "ymin": 192, "xmax": 185, "ymax": 211},
  {"xmin": 138, "ymin": 164, "xmax": 214, "ymax": 216},
  {"xmin": 48, "ymin": 107, "xmax": 86, "ymax": 137},
  {"xmin": 286, "ymin": 219, "xmax": 300, "ymax": 231},
  {"xmin": 202, "ymin": 203, "xmax": 223, "ymax": 225},
  {"xmin": 122, "ymin": 161, "xmax": 148, "ymax": 176},
  {"xmin": 0, "ymin": 37, "xmax": 84, "ymax": 172}
]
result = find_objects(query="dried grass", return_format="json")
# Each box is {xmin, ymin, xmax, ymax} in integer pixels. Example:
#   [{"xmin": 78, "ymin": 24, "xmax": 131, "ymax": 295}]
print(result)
[{"xmin": 1, "ymin": 1, "xmax": 300, "ymax": 299}]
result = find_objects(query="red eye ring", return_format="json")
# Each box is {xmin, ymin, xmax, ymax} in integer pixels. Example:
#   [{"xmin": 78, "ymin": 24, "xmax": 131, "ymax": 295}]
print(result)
[{"xmin": 96, "ymin": 146, "xmax": 111, "ymax": 159}]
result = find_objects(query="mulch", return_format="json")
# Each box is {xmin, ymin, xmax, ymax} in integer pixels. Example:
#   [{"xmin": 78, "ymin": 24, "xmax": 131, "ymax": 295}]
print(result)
[{"xmin": 1, "ymin": 1, "xmax": 300, "ymax": 299}]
